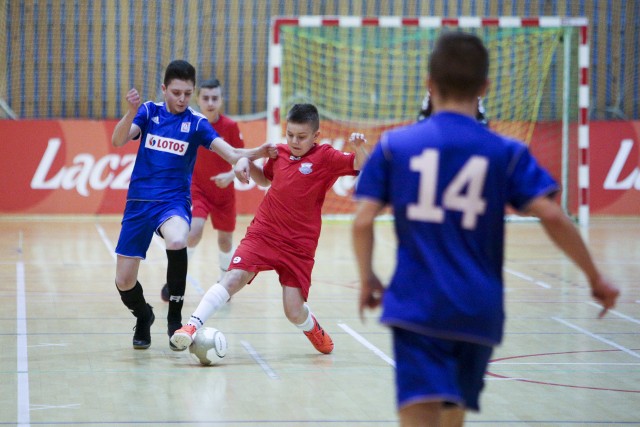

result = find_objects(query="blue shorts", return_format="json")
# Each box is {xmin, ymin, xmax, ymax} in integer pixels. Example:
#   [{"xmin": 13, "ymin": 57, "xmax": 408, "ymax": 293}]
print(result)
[
  {"xmin": 115, "ymin": 199, "xmax": 192, "ymax": 259},
  {"xmin": 392, "ymin": 327, "xmax": 493, "ymax": 412}
]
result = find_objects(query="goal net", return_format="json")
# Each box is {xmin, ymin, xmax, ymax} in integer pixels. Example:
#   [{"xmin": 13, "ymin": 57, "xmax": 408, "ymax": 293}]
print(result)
[{"xmin": 268, "ymin": 16, "xmax": 590, "ymax": 225}]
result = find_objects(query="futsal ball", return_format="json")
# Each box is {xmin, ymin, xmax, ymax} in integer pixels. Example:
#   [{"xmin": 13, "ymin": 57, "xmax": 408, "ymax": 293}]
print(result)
[{"xmin": 188, "ymin": 327, "xmax": 227, "ymax": 366}]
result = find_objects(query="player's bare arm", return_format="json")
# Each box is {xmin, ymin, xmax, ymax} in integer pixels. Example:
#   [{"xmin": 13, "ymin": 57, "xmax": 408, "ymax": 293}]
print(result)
[
  {"xmin": 234, "ymin": 157, "xmax": 270, "ymax": 187},
  {"xmin": 112, "ymin": 88, "xmax": 142, "ymax": 147},
  {"xmin": 211, "ymin": 170, "xmax": 235, "ymax": 189},
  {"xmin": 525, "ymin": 196, "xmax": 620, "ymax": 316},
  {"xmin": 210, "ymin": 139, "xmax": 277, "ymax": 165},
  {"xmin": 349, "ymin": 132, "xmax": 369, "ymax": 170},
  {"xmin": 352, "ymin": 198, "xmax": 386, "ymax": 320}
]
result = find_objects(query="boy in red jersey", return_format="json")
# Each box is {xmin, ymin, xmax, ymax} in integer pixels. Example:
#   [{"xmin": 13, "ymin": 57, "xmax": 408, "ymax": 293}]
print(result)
[
  {"xmin": 172, "ymin": 103, "xmax": 368, "ymax": 354},
  {"xmin": 161, "ymin": 78, "xmax": 244, "ymax": 301}
]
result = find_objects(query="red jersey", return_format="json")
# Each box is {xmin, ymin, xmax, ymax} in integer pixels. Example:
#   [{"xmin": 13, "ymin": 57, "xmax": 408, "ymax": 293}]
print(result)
[
  {"xmin": 245, "ymin": 143, "xmax": 357, "ymax": 257},
  {"xmin": 191, "ymin": 114, "xmax": 244, "ymax": 193}
]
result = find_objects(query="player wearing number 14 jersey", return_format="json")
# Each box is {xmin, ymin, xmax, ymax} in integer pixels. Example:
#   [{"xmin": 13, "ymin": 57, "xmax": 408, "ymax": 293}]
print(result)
[
  {"xmin": 357, "ymin": 110, "xmax": 559, "ymax": 343},
  {"xmin": 352, "ymin": 32, "xmax": 619, "ymax": 426}
]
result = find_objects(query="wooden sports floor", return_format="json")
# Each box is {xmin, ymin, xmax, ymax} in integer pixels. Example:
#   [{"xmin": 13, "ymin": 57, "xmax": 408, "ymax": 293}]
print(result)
[{"xmin": 1, "ymin": 215, "xmax": 639, "ymax": 426}]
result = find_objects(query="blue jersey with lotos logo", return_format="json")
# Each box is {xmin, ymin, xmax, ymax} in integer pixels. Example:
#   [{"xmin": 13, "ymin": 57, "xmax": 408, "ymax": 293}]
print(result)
[{"xmin": 128, "ymin": 101, "xmax": 219, "ymax": 201}]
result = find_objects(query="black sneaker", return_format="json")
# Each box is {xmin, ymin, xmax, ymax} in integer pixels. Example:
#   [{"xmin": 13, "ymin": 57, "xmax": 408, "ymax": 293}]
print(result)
[
  {"xmin": 161, "ymin": 283, "xmax": 170, "ymax": 302},
  {"xmin": 168, "ymin": 321, "xmax": 182, "ymax": 351},
  {"xmin": 132, "ymin": 304, "xmax": 155, "ymax": 349}
]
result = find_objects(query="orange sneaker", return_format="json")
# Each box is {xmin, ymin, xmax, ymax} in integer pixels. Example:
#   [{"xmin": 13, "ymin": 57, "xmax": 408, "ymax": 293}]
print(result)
[
  {"xmin": 303, "ymin": 315, "xmax": 334, "ymax": 354},
  {"xmin": 170, "ymin": 324, "xmax": 197, "ymax": 351}
]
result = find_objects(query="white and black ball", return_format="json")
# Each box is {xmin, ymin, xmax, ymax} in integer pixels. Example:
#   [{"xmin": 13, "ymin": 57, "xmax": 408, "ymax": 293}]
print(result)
[{"xmin": 189, "ymin": 327, "xmax": 227, "ymax": 366}]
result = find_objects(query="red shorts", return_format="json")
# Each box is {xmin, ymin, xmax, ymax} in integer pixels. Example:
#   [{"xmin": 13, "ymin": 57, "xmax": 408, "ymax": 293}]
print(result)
[
  {"xmin": 229, "ymin": 231, "xmax": 315, "ymax": 301},
  {"xmin": 191, "ymin": 184, "xmax": 236, "ymax": 232}
]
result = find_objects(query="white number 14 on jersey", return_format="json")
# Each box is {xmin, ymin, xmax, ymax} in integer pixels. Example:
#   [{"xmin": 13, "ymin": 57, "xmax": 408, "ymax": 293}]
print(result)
[{"xmin": 408, "ymin": 149, "xmax": 488, "ymax": 230}]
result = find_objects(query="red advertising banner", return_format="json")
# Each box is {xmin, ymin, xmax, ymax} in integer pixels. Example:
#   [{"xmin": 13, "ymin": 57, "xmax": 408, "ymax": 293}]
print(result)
[
  {"xmin": 590, "ymin": 120, "xmax": 640, "ymax": 215},
  {"xmin": 0, "ymin": 119, "xmax": 638, "ymax": 216}
]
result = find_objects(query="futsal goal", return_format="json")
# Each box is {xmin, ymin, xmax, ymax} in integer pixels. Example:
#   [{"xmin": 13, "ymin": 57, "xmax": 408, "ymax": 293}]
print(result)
[{"xmin": 267, "ymin": 16, "xmax": 590, "ymax": 226}]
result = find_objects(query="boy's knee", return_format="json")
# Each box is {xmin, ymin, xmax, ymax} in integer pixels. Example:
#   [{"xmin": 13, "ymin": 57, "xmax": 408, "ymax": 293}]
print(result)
[{"xmin": 165, "ymin": 238, "xmax": 188, "ymax": 250}]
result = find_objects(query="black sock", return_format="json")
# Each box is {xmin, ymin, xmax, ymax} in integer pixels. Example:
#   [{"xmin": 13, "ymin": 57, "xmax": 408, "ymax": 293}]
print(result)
[
  {"xmin": 118, "ymin": 281, "xmax": 150, "ymax": 319},
  {"xmin": 166, "ymin": 248, "xmax": 187, "ymax": 326}
]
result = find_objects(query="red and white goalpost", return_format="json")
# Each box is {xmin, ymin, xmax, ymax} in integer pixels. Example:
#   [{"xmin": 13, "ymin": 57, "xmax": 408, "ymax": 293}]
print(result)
[{"xmin": 268, "ymin": 16, "xmax": 590, "ymax": 226}]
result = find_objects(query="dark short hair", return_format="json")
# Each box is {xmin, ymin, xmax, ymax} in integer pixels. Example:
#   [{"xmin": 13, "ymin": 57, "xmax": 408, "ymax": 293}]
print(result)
[
  {"xmin": 198, "ymin": 78, "xmax": 222, "ymax": 94},
  {"xmin": 286, "ymin": 103, "xmax": 320, "ymax": 132},
  {"xmin": 164, "ymin": 60, "xmax": 196, "ymax": 87},
  {"xmin": 429, "ymin": 32, "xmax": 489, "ymax": 100}
]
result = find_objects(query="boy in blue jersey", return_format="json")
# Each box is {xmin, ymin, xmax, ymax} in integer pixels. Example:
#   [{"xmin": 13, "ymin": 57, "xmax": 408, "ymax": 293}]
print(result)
[
  {"xmin": 352, "ymin": 33, "xmax": 619, "ymax": 427},
  {"xmin": 111, "ymin": 60, "xmax": 275, "ymax": 350}
]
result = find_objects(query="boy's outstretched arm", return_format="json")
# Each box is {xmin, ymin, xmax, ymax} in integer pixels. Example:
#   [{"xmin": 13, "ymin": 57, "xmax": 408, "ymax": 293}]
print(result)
[
  {"xmin": 348, "ymin": 132, "xmax": 369, "ymax": 170},
  {"xmin": 525, "ymin": 196, "xmax": 620, "ymax": 317},
  {"xmin": 210, "ymin": 139, "xmax": 277, "ymax": 165}
]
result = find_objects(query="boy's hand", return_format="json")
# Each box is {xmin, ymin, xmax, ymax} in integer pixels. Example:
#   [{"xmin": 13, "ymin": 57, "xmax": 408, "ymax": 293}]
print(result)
[
  {"xmin": 591, "ymin": 277, "xmax": 620, "ymax": 318},
  {"xmin": 125, "ymin": 88, "xmax": 141, "ymax": 113},
  {"xmin": 249, "ymin": 142, "xmax": 278, "ymax": 160},
  {"xmin": 234, "ymin": 157, "xmax": 251, "ymax": 184},
  {"xmin": 211, "ymin": 171, "xmax": 235, "ymax": 188},
  {"xmin": 264, "ymin": 142, "xmax": 278, "ymax": 158},
  {"xmin": 358, "ymin": 274, "xmax": 384, "ymax": 322},
  {"xmin": 349, "ymin": 132, "xmax": 367, "ymax": 148}
]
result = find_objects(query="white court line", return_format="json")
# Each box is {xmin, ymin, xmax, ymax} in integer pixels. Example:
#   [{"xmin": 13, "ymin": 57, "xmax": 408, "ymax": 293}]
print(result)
[
  {"xmin": 553, "ymin": 317, "xmax": 640, "ymax": 359},
  {"xmin": 95, "ymin": 224, "xmax": 117, "ymax": 261},
  {"xmin": 503, "ymin": 267, "xmax": 551, "ymax": 289},
  {"xmin": 30, "ymin": 403, "xmax": 81, "ymax": 411},
  {"xmin": 587, "ymin": 302, "xmax": 640, "ymax": 325},
  {"xmin": 338, "ymin": 323, "xmax": 395, "ymax": 367},
  {"xmin": 16, "ymin": 232, "xmax": 31, "ymax": 426},
  {"xmin": 241, "ymin": 340, "xmax": 279, "ymax": 379},
  {"xmin": 29, "ymin": 343, "xmax": 68, "ymax": 348}
]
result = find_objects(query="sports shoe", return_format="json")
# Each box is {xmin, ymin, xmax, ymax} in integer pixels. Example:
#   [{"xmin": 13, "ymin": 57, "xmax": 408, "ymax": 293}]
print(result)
[
  {"xmin": 161, "ymin": 283, "xmax": 170, "ymax": 302},
  {"xmin": 303, "ymin": 315, "xmax": 334, "ymax": 354},
  {"xmin": 170, "ymin": 324, "xmax": 197, "ymax": 351},
  {"xmin": 132, "ymin": 304, "xmax": 155, "ymax": 350},
  {"xmin": 168, "ymin": 321, "xmax": 182, "ymax": 351}
]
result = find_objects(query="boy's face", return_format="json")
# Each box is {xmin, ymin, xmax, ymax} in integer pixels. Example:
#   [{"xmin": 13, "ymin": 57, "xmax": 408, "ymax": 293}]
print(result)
[
  {"xmin": 162, "ymin": 79, "xmax": 194, "ymax": 114},
  {"xmin": 197, "ymin": 86, "xmax": 223, "ymax": 122},
  {"xmin": 285, "ymin": 121, "xmax": 319, "ymax": 157}
]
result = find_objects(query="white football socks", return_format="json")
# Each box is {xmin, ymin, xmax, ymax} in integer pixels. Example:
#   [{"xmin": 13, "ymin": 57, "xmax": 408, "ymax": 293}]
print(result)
[
  {"xmin": 295, "ymin": 304, "xmax": 315, "ymax": 332},
  {"xmin": 187, "ymin": 283, "xmax": 230, "ymax": 328}
]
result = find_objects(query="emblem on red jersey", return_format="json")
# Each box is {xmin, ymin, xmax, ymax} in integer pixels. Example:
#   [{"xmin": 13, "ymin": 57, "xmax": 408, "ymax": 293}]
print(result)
[{"xmin": 299, "ymin": 162, "xmax": 313, "ymax": 175}]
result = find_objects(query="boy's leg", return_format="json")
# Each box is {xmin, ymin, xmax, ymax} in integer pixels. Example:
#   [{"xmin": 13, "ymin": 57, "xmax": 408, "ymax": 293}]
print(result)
[
  {"xmin": 165, "ymin": 248, "xmax": 187, "ymax": 334},
  {"xmin": 115, "ymin": 256, "xmax": 154, "ymax": 349},
  {"xmin": 283, "ymin": 287, "xmax": 334, "ymax": 354},
  {"xmin": 170, "ymin": 269, "xmax": 254, "ymax": 350},
  {"xmin": 398, "ymin": 402, "xmax": 444, "ymax": 427},
  {"xmin": 159, "ymin": 216, "xmax": 190, "ymax": 349},
  {"xmin": 187, "ymin": 216, "xmax": 206, "ymax": 248},
  {"xmin": 161, "ymin": 216, "xmax": 203, "ymax": 302},
  {"xmin": 216, "ymin": 230, "xmax": 234, "ymax": 281}
]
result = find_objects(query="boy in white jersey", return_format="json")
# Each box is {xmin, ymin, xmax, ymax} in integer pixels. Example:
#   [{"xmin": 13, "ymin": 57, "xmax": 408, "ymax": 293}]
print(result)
[
  {"xmin": 352, "ymin": 32, "xmax": 619, "ymax": 426},
  {"xmin": 111, "ymin": 60, "xmax": 275, "ymax": 350}
]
